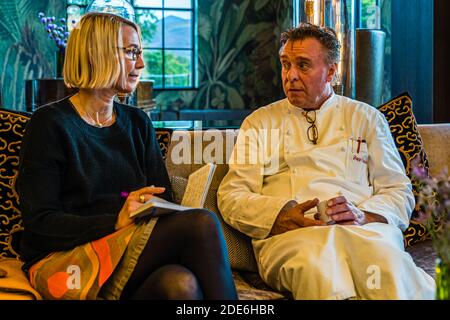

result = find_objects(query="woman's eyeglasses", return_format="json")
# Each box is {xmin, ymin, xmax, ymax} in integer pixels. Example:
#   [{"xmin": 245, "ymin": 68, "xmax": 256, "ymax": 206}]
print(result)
[
  {"xmin": 302, "ymin": 110, "xmax": 318, "ymax": 144},
  {"xmin": 118, "ymin": 46, "xmax": 143, "ymax": 61}
]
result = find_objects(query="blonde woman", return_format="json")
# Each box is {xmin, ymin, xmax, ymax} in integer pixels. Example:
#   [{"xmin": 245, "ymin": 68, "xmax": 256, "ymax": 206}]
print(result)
[{"xmin": 16, "ymin": 12, "xmax": 237, "ymax": 300}]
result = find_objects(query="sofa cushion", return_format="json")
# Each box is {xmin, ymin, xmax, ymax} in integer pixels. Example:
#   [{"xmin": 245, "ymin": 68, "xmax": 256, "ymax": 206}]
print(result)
[
  {"xmin": 203, "ymin": 183, "xmax": 258, "ymax": 273},
  {"xmin": 166, "ymin": 130, "xmax": 259, "ymax": 272},
  {"xmin": 417, "ymin": 124, "xmax": 450, "ymax": 177},
  {"xmin": 170, "ymin": 172, "xmax": 258, "ymax": 273},
  {"xmin": 376, "ymin": 93, "xmax": 431, "ymax": 246},
  {"xmin": 0, "ymin": 108, "xmax": 31, "ymax": 259},
  {"xmin": 170, "ymin": 175, "xmax": 189, "ymax": 205},
  {"xmin": 155, "ymin": 128, "xmax": 173, "ymax": 160},
  {"xmin": 0, "ymin": 258, "xmax": 41, "ymax": 299}
]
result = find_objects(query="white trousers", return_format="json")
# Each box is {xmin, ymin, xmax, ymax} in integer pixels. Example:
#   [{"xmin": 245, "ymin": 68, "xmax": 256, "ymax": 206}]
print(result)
[{"xmin": 253, "ymin": 223, "xmax": 436, "ymax": 300}]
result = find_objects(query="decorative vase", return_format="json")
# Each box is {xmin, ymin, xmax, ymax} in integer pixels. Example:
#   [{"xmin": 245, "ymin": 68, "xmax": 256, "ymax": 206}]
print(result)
[
  {"xmin": 435, "ymin": 257, "xmax": 450, "ymax": 300},
  {"xmin": 355, "ymin": 29, "xmax": 386, "ymax": 107},
  {"xmin": 55, "ymin": 50, "xmax": 65, "ymax": 79}
]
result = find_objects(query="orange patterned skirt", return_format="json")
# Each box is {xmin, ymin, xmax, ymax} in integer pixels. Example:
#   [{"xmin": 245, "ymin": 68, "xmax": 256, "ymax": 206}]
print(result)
[{"xmin": 28, "ymin": 223, "xmax": 141, "ymax": 300}]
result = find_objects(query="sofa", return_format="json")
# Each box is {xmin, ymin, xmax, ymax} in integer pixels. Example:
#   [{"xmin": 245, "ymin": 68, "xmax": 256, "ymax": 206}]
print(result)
[
  {"xmin": 164, "ymin": 123, "xmax": 450, "ymax": 299},
  {"xmin": 1, "ymin": 101, "xmax": 449, "ymax": 299}
]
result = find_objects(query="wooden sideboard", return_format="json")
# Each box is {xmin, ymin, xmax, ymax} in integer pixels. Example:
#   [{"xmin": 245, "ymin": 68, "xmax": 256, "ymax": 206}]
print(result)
[
  {"xmin": 25, "ymin": 79, "xmax": 77, "ymax": 112},
  {"xmin": 25, "ymin": 79, "xmax": 154, "ymax": 112}
]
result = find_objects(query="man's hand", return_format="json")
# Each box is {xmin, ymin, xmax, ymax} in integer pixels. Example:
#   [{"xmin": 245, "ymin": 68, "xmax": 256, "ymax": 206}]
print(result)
[
  {"xmin": 270, "ymin": 198, "xmax": 326, "ymax": 236},
  {"xmin": 325, "ymin": 196, "xmax": 388, "ymax": 225}
]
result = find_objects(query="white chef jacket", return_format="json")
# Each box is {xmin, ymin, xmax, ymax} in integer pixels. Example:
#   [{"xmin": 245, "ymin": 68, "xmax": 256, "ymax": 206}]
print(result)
[
  {"xmin": 218, "ymin": 94, "xmax": 414, "ymax": 238},
  {"xmin": 217, "ymin": 94, "xmax": 435, "ymax": 299}
]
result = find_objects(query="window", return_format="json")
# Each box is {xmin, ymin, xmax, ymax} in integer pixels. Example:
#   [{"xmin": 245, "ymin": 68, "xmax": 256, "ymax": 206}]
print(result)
[
  {"xmin": 65, "ymin": 0, "xmax": 196, "ymax": 89},
  {"xmin": 357, "ymin": 0, "xmax": 381, "ymax": 29}
]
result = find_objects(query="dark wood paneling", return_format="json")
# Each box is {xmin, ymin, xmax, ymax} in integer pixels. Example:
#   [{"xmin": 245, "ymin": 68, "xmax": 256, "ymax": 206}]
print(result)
[
  {"xmin": 434, "ymin": 0, "xmax": 450, "ymax": 123},
  {"xmin": 392, "ymin": 0, "xmax": 433, "ymax": 124}
]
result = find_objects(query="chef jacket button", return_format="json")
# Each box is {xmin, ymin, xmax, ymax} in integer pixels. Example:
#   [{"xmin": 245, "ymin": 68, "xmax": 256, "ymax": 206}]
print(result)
[
  {"xmin": 286, "ymin": 129, "xmax": 291, "ymax": 136},
  {"xmin": 340, "ymin": 126, "xmax": 345, "ymax": 131},
  {"xmin": 340, "ymin": 146, "xmax": 346, "ymax": 152}
]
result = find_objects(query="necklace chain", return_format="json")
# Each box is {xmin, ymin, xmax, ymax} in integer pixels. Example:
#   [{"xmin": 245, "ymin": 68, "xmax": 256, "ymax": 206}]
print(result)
[
  {"xmin": 75, "ymin": 94, "xmax": 115, "ymax": 128},
  {"xmin": 85, "ymin": 109, "xmax": 115, "ymax": 128}
]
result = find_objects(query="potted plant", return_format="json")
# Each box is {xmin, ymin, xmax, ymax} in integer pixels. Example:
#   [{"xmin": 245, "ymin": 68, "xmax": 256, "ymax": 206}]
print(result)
[
  {"xmin": 37, "ymin": 12, "xmax": 72, "ymax": 78},
  {"xmin": 412, "ymin": 157, "xmax": 450, "ymax": 300}
]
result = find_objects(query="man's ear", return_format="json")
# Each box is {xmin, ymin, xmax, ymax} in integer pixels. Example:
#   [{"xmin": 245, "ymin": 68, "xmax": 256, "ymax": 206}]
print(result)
[{"xmin": 326, "ymin": 63, "xmax": 338, "ymax": 82}]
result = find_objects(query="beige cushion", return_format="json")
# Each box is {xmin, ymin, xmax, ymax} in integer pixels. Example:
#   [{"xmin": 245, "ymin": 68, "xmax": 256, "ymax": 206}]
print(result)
[
  {"xmin": 167, "ymin": 130, "xmax": 258, "ymax": 272},
  {"xmin": 417, "ymin": 124, "xmax": 450, "ymax": 177},
  {"xmin": 0, "ymin": 258, "xmax": 42, "ymax": 300},
  {"xmin": 170, "ymin": 174, "xmax": 258, "ymax": 272}
]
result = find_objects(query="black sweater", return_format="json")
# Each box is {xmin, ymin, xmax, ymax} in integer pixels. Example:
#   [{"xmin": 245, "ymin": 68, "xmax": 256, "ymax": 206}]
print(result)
[{"xmin": 17, "ymin": 97, "xmax": 172, "ymax": 270}]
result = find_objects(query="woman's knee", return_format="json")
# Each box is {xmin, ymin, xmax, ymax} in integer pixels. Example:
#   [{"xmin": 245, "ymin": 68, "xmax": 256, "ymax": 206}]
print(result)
[
  {"xmin": 165, "ymin": 209, "xmax": 222, "ymax": 238},
  {"xmin": 151, "ymin": 264, "xmax": 203, "ymax": 300},
  {"xmin": 191, "ymin": 209, "xmax": 226, "ymax": 243},
  {"xmin": 189, "ymin": 208, "xmax": 221, "ymax": 228}
]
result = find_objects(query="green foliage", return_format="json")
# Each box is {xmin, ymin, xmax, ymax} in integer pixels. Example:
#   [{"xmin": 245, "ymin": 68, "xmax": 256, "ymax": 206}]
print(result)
[
  {"xmin": 0, "ymin": 0, "xmax": 65, "ymax": 110},
  {"xmin": 254, "ymin": 0, "xmax": 271, "ymax": 12},
  {"xmin": 153, "ymin": 0, "xmax": 291, "ymax": 110},
  {"xmin": 0, "ymin": 0, "xmax": 291, "ymax": 112},
  {"xmin": 412, "ymin": 162, "xmax": 450, "ymax": 265},
  {"xmin": 0, "ymin": 0, "xmax": 30, "ymax": 41},
  {"xmin": 194, "ymin": 0, "xmax": 276, "ymax": 109},
  {"xmin": 142, "ymin": 51, "xmax": 191, "ymax": 87},
  {"xmin": 164, "ymin": 53, "xmax": 190, "ymax": 87},
  {"xmin": 361, "ymin": 0, "xmax": 378, "ymax": 28},
  {"xmin": 380, "ymin": 0, "xmax": 391, "ymax": 102},
  {"xmin": 136, "ymin": 10, "xmax": 158, "ymax": 46}
]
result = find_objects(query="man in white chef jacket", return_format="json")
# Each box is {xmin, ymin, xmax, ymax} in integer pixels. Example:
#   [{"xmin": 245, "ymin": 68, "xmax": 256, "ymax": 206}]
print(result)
[{"xmin": 217, "ymin": 23, "xmax": 435, "ymax": 300}]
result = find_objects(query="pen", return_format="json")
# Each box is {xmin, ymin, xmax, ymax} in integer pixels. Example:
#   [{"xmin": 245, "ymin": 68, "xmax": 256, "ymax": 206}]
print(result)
[
  {"xmin": 121, "ymin": 185, "xmax": 158, "ymax": 199},
  {"xmin": 357, "ymin": 137, "xmax": 366, "ymax": 153}
]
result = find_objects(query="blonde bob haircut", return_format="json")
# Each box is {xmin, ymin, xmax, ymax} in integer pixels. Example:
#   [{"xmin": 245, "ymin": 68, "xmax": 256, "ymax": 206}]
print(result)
[{"xmin": 63, "ymin": 12, "xmax": 140, "ymax": 89}]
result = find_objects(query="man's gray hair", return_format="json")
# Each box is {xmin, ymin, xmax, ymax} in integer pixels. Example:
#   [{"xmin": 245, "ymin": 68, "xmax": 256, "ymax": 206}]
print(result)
[{"xmin": 280, "ymin": 23, "xmax": 341, "ymax": 65}]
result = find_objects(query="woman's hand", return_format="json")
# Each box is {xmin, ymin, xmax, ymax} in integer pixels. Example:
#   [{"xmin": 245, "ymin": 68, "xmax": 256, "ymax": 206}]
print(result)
[{"xmin": 115, "ymin": 186, "xmax": 166, "ymax": 230}]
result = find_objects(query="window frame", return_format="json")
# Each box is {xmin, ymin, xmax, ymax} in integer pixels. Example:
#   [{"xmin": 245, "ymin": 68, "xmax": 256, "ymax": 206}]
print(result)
[{"xmin": 65, "ymin": 0, "xmax": 197, "ymax": 90}]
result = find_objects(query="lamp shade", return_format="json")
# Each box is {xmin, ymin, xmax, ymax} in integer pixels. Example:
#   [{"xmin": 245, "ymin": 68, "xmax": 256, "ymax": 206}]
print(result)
[{"xmin": 86, "ymin": 0, "xmax": 135, "ymax": 22}]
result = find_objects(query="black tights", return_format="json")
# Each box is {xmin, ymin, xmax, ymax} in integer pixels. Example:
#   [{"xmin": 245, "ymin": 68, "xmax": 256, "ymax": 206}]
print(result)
[{"xmin": 121, "ymin": 209, "xmax": 238, "ymax": 300}]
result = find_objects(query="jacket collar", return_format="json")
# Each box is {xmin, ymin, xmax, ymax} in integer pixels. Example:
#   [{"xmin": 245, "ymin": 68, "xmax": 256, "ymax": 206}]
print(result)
[{"xmin": 286, "ymin": 92, "xmax": 337, "ymax": 115}]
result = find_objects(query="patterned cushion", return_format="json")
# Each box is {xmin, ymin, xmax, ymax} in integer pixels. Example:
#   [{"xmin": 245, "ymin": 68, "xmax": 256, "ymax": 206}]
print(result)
[
  {"xmin": 0, "ymin": 108, "xmax": 31, "ymax": 259},
  {"xmin": 203, "ymin": 186, "xmax": 258, "ymax": 272},
  {"xmin": 376, "ymin": 93, "xmax": 431, "ymax": 246},
  {"xmin": 169, "ymin": 175, "xmax": 189, "ymax": 205},
  {"xmin": 155, "ymin": 128, "xmax": 172, "ymax": 160}
]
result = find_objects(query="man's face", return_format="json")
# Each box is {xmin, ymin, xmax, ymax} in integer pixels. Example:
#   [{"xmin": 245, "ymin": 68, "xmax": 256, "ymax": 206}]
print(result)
[{"xmin": 280, "ymin": 38, "xmax": 336, "ymax": 110}]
